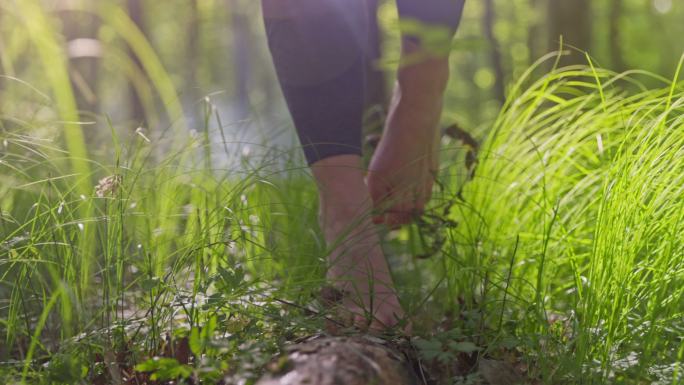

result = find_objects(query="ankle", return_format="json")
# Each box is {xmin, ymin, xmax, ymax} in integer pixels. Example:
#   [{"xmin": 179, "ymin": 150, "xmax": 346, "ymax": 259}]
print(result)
[
  {"xmin": 312, "ymin": 155, "xmax": 373, "ymax": 229},
  {"xmin": 317, "ymin": 190, "xmax": 373, "ymax": 235}
]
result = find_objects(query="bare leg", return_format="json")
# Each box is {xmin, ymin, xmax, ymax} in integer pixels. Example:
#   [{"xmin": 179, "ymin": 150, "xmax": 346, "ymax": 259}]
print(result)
[
  {"xmin": 367, "ymin": 41, "xmax": 450, "ymax": 227},
  {"xmin": 262, "ymin": 0, "xmax": 414, "ymax": 330},
  {"xmin": 312, "ymin": 155, "xmax": 405, "ymax": 330}
]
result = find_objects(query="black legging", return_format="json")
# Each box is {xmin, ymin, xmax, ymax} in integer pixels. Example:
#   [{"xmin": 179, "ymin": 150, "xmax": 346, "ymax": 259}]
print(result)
[{"xmin": 262, "ymin": 0, "xmax": 465, "ymax": 164}]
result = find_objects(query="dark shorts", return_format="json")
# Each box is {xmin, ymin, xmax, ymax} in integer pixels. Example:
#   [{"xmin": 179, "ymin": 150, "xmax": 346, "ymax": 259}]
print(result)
[{"xmin": 262, "ymin": 0, "xmax": 465, "ymax": 164}]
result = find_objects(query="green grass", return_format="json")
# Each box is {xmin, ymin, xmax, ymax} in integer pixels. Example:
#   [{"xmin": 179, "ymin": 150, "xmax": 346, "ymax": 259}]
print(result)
[
  {"xmin": 0, "ymin": 110, "xmax": 325, "ymax": 383},
  {"xmin": 437, "ymin": 54, "xmax": 684, "ymax": 383},
  {"xmin": 1, "ymin": 2, "xmax": 684, "ymax": 384}
]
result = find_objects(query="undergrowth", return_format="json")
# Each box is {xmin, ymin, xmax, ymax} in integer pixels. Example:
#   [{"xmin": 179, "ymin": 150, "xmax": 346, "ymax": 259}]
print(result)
[{"xmin": 1, "ymin": 3, "xmax": 684, "ymax": 384}]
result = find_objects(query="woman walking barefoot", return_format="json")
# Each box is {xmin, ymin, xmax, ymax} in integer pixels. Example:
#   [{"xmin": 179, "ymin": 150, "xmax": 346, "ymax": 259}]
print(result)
[{"xmin": 262, "ymin": 0, "xmax": 465, "ymax": 331}]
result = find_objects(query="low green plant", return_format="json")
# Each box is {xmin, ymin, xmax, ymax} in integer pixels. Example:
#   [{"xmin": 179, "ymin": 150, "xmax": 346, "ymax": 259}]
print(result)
[{"xmin": 1, "ymin": 3, "xmax": 683, "ymax": 383}]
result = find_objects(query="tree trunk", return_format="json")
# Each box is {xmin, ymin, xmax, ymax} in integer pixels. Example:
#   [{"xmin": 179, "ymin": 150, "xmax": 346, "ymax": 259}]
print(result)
[
  {"xmin": 257, "ymin": 335, "xmax": 416, "ymax": 385},
  {"xmin": 527, "ymin": 0, "xmax": 540, "ymax": 64},
  {"xmin": 56, "ymin": 2, "xmax": 102, "ymax": 146},
  {"xmin": 127, "ymin": 0, "xmax": 147, "ymax": 126},
  {"xmin": 547, "ymin": 0, "xmax": 592, "ymax": 67},
  {"xmin": 185, "ymin": 0, "xmax": 200, "ymax": 123},
  {"xmin": 229, "ymin": 0, "xmax": 251, "ymax": 118},
  {"xmin": 0, "ymin": 14, "xmax": 6, "ymax": 107},
  {"xmin": 256, "ymin": 334, "xmax": 525, "ymax": 385},
  {"xmin": 609, "ymin": 0, "xmax": 624, "ymax": 71},
  {"xmin": 59, "ymin": 6, "xmax": 101, "ymax": 116},
  {"xmin": 483, "ymin": 0, "xmax": 506, "ymax": 103}
]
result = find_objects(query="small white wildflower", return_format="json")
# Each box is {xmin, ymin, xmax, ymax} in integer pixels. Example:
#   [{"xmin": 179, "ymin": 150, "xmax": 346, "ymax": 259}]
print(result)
[
  {"xmin": 240, "ymin": 194, "xmax": 248, "ymax": 205},
  {"xmin": 130, "ymin": 201, "xmax": 137, "ymax": 209},
  {"xmin": 135, "ymin": 127, "xmax": 151, "ymax": 143},
  {"xmin": 80, "ymin": 194, "xmax": 87, "ymax": 201},
  {"xmin": 57, "ymin": 201, "xmax": 64, "ymax": 214},
  {"xmin": 249, "ymin": 214, "xmax": 259, "ymax": 225},
  {"xmin": 77, "ymin": 223, "xmax": 84, "ymax": 231}
]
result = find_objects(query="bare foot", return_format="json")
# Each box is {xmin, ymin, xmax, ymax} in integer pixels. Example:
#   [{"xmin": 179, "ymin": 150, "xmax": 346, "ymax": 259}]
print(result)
[
  {"xmin": 367, "ymin": 46, "xmax": 450, "ymax": 227},
  {"xmin": 312, "ymin": 155, "xmax": 407, "ymax": 331}
]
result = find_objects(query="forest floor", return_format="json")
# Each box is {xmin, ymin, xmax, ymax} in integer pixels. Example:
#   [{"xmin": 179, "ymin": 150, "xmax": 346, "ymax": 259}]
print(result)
[{"xmin": 2, "ymin": 64, "xmax": 684, "ymax": 384}]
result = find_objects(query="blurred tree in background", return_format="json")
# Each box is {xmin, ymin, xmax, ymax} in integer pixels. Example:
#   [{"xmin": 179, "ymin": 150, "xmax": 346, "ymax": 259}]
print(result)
[
  {"xmin": 0, "ymin": 0, "xmax": 682, "ymax": 159},
  {"xmin": 547, "ymin": 0, "xmax": 592, "ymax": 66}
]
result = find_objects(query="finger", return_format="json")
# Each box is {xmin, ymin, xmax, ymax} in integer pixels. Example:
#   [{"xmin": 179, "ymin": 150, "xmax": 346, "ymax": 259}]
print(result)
[
  {"xmin": 369, "ymin": 182, "xmax": 428, "ymax": 227},
  {"xmin": 385, "ymin": 213, "xmax": 411, "ymax": 228},
  {"xmin": 383, "ymin": 207, "xmax": 414, "ymax": 228},
  {"xmin": 383, "ymin": 194, "xmax": 424, "ymax": 227},
  {"xmin": 371, "ymin": 189, "xmax": 395, "ymax": 225}
]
